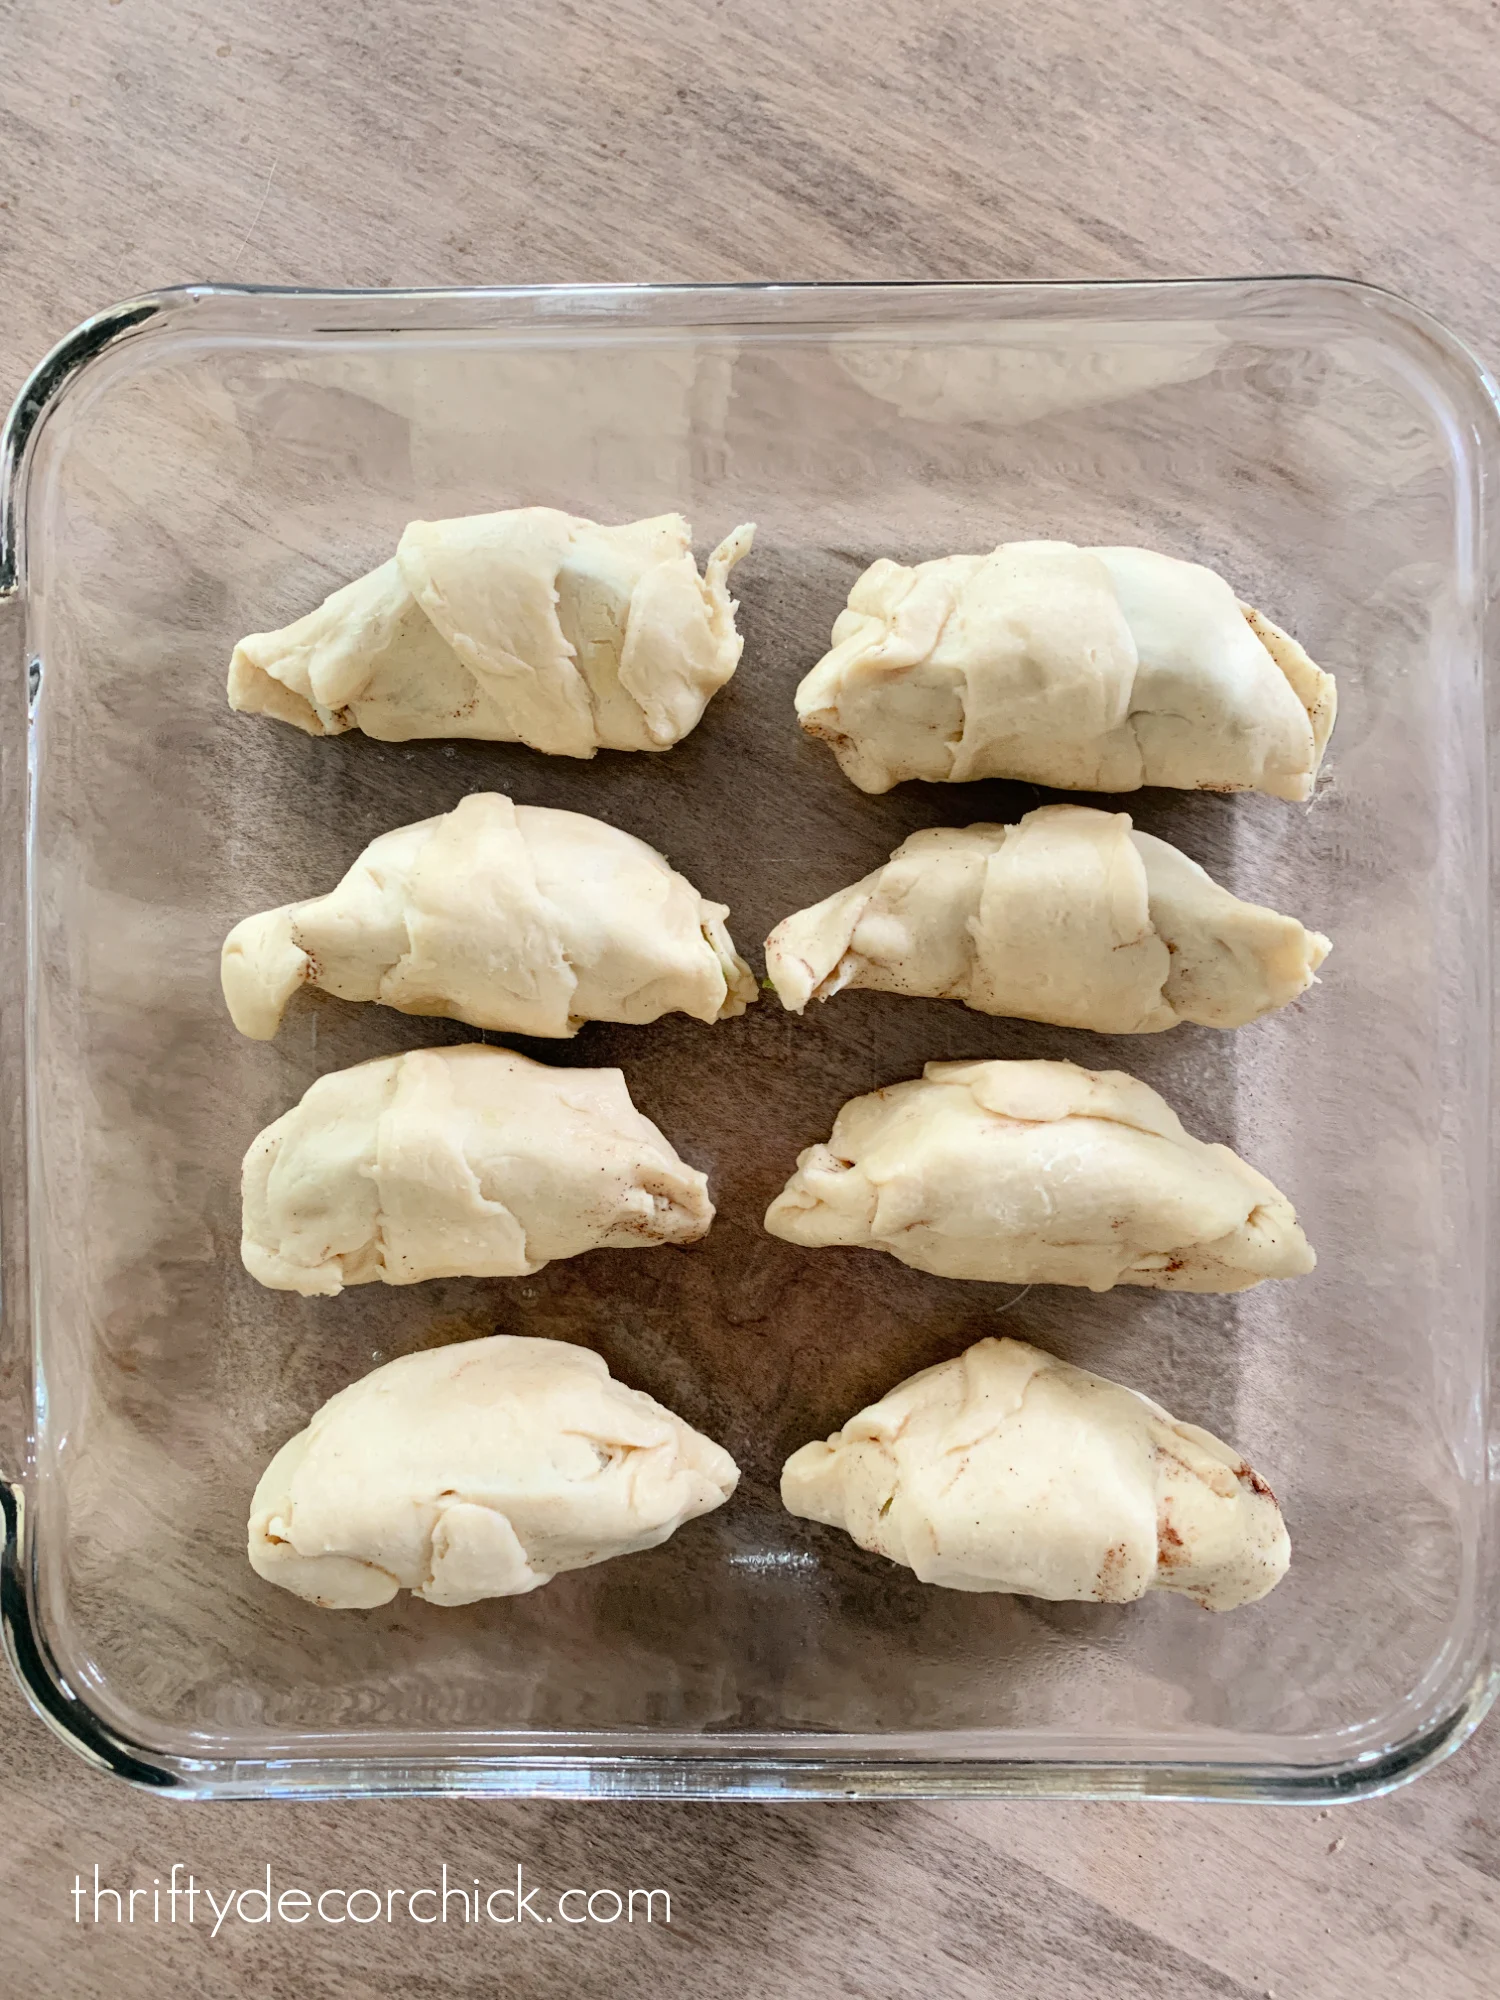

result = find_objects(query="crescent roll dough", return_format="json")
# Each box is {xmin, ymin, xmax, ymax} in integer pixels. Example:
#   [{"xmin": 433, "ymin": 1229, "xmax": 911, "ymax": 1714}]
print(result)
[
  {"xmin": 249, "ymin": 1335, "xmax": 739, "ymax": 1608},
  {"xmin": 242, "ymin": 1045, "xmax": 712, "ymax": 1296},
  {"xmin": 229, "ymin": 509, "xmax": 754, "ymax": 754},
  {"xmin": 765, "ymin": 803, "xmax": 1329, "ymax": 1031},
  {"xmin": 764, "ymin": 1058, "xmax": 1314, "ymax": 1292},
  {"xmin": 795, "ymin": 541, "xmax": 1335, "ymax": 798},
  {"xmin": 781, "ymin": 1336, "xmax": 1289, "ymax": 1610},
  {"xmin": 222, "ymin": 791, "xmax": 757, "ymax": 1040}
]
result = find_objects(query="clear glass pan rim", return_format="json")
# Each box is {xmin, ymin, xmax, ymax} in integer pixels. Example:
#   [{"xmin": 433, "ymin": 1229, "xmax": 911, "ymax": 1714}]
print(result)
[
  {"xmin": 2, "ymin": 275, "xmax": 1496, "ymax": 1803},
  {"xmin": 8, "ymin": 269, "xmax": 1500, "ymax": 588}
]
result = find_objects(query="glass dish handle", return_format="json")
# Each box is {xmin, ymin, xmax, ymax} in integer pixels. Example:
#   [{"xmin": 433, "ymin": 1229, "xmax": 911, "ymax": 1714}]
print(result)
[
  {"xmin": 0, "ymin": 295, "xmax": 163, "ymax": 1496},
  {"xmin": 0, "ymin": 578, "xmax": 28, "ymax": 1499}
]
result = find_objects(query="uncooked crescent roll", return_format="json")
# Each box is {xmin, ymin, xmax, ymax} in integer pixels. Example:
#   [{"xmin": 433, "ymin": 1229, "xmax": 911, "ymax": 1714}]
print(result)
[
  {"xmin": 242, "ymin": 1045, "xmax": 712, "ymax": 1296},
  {"xmin": 765, "ymin": 1058, "xmax": 1313, "ymax": 1292},
  {"xmin": 782, "ymin": 1335, "xmax": 1289, "ymax": 1610},
  {"xmin": 249, "ymin": 1335, "xmax": 739, "ymax": 1608},
  {"xmin": 795, "ymin": 541, "xmax": 1335, "ymax": 798},
  {"xmin": 229, "ymin": 509, "xmax": 754, "ymax": 755},
  {"xmin": 222, "ymin": 791, "xmax": 757, "ymax": 1040},
  {"xmin": 765, "ymin": 803, "xmax": 1330, "ymax": 1031}
]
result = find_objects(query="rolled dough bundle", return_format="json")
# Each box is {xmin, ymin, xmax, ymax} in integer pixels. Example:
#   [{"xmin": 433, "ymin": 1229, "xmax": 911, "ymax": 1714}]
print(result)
[
  {"xmin": 230, "ymin": 508, "xmax": 754, "ymax": 754},
  {"xmin": 250, "ymin": 1335, "xmax": 738, "ymax": 1608},
  {"xmin": 782, "ymin": 1335, "xmax": 1289, "ymax": 1610},
  {"xmin": 242, "ymin": 1044, "xmax": 713, "ymax": 1296},
  {"xmin": 223, "ymin": 791, "xmax": 756, "ymax": 1040},
  {"xmin": 765, "ymin": 1058, "xmax": 1314, "ymax": 1293},
  {"xmin": 765, "ymin": 803, "xmax": 1329, "ymax": 1031},
  {"xmin": 796, "ymin": 541, "xmax": 1335, "ymax": 798}
]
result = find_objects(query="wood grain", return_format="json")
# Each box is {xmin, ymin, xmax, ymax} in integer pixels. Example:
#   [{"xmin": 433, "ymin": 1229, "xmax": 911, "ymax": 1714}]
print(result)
[{"xmin": 1, "ymin": 0, "xmax": 1497, "ymax": 1994}]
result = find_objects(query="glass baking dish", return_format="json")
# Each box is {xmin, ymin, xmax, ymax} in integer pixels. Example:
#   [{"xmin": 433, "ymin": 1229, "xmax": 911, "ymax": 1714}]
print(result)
[{"xmin": 1, "ymin": 279, "xmax": 1495, "ymax": 1802}]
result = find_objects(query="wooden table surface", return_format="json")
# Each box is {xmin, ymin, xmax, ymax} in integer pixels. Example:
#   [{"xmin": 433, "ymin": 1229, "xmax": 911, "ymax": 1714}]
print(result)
[{"xmin": 2, "ymin": 1, "xmax": 1498, "ymax": 1994}]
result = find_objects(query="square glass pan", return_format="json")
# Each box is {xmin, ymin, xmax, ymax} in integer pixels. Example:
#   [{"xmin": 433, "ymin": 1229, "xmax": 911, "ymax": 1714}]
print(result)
[{"xmin": 0, "ymin": 280, "xmax": 1496, "ymax": 1802}]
